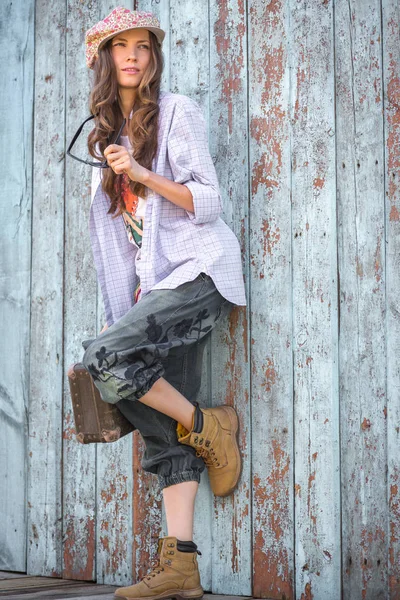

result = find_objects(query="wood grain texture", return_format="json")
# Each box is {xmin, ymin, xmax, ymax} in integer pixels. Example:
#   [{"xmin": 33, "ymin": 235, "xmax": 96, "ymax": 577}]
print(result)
[
  {"xmin": 27, "ymin": 0, "xmax": 67, "ymax": 577},
  {"xmin": 0, "ymin": 0, "xmax": 34, "ymax": 573},
  {"xmin": 248, "ymin": 0, "xmax": 294, "ymax": 597},
  {"xmin": 62, "ymin": 0, "xmax": 99, "ymax": 582},
  {"xmin": 290, "ymin": 1, "xmax": 341, "ymax": 598},
  {"xmin": 382, "ymin": 3, "xmax": 400, "ymax": 598},
  {"xmin": 336, "ymin": 1, "xmax": 388, "ymax": 598},
  {"xmin": 132, "ymin": 432, "xmax": 163, "ymax": 583},
  {"xmin": 209, "ymin": 0, "xmax": 252, "ymax": 595}
]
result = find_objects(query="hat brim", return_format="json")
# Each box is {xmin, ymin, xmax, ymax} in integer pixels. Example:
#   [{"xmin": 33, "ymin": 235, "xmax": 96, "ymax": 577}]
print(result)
[{"xmin": 98, "ymin": 26, "xmax": 165, "ymax": 51}]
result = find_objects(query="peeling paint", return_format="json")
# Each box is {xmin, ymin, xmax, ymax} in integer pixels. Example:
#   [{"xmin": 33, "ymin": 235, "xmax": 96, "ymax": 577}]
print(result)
[
  {"xmin": 133, "ymin": 433, "xmax": 162, "ymax": 581},
  {"xmin": 300, "ymin": 582, "xmax": 313, "ymax": 600},
  {"xmin": 253, "ymin": 440, "xmax": 292, "ymax": 596},
  {"xmin": 63, "ymin": 516, "xmax": 95, "ymax": 580},
  {"xmin": 214, "ymin": 0, "xmax": 246, "ymax": 134}
]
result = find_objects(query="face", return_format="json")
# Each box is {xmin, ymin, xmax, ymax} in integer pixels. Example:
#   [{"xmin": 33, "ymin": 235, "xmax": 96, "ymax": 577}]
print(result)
[{"xmin": 110, "ymin": 28, "xmax": 151, "ymax": 88}]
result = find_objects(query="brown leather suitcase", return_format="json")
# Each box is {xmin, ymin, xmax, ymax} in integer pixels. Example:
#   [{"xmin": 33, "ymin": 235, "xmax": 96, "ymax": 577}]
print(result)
[{"xmin": 67, "ymin": 362, "xmax": 135, "ymax": 444}]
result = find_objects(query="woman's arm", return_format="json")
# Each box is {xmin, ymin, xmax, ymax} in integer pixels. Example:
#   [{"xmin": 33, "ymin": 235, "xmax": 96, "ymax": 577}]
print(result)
[
  {"xmin": 140, "ymin": 169, "xmax": 194, "ymax": 213},
  {"xmin": 103, "ymin": 144, "xmax": 195, "ymax": 213}
]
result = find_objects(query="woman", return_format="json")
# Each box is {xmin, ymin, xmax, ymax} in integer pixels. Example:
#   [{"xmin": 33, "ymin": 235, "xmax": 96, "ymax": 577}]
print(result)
[{"xmin": 80, "ymin": 7, "xmax": 246, "ymax": 600}]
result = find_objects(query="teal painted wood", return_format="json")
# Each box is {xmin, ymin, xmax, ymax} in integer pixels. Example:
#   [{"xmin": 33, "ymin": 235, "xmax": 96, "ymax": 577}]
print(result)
[
  {"xmin": 336, "ymin": 1, "xmax": 388, "ymax": 598},
  {"xmin": 208, "ymin": 0, "xmax": 252, "ymax": 595},
  {"xmin": 382, "ymin": 3, "xmax": 400, "ymax": 598},
  {"xmin": 1, "ymin": 0, "xmax": 398, "ymax": 597},
  {"xmin": 248, "ymin": 0, "xmax": 295, "ymax": 597},
  {"xmin": 62, "ymin": 0, "xmax": 100, "ymax": 582},
  {"xmin": 27, "ymin": 0, "xmax": 66, "ymax": 577},
  {"xmin": 0, "ymin": 0, "xmax": 34, "ymax": 573},
  {"xmin": 290, "ymin": 1, "xmax": 341, "ymax": 598}
]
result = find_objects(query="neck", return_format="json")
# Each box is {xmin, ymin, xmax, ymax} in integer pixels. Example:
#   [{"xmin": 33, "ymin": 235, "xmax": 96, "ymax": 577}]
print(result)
[{"xmin": 117, "ymin": 87, "xmax": 137, "ymax": 120}]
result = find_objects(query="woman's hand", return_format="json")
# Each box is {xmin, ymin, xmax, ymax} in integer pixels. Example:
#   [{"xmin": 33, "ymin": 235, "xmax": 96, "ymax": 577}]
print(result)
[
  {"xmin": 103, "ymin": 144, "xmax": 148, "ymax": 183},
  {"xmin": 104, "ymin": 144, "xmax": 194, "ymax": 213}
]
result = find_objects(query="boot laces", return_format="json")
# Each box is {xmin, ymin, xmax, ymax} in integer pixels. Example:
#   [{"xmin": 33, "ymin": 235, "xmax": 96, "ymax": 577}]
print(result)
[
  {"xmin": 195, "ymin": 442, "xmax": 220, "ymax": 467},
  {"xmin": 141, "ymin": 557, "xmax": 164, "ymax": 581},
  {"xmin": 141, "ymin": 542, "xmax": 165, "ymax": 581}
]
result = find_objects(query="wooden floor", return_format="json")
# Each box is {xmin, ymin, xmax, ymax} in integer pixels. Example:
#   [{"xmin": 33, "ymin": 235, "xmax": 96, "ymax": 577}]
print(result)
[{"xmin": 0, "ymin": 571, "xmax": 256, "ymax": 600}]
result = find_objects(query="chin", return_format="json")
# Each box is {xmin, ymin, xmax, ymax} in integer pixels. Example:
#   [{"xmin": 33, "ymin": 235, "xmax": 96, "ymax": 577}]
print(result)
[{"xmin": 119, "ymin": 81, "xmax": 141, "ymax": 88}]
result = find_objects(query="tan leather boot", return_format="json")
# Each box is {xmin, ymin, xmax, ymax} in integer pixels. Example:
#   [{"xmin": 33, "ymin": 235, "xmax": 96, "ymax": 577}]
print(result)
[
  {"xmin": 176, "ymin": 402, "xmax": 241, "ymax": 497},
  {"xmin": 114, "ymin": 536, "xmax": 203, "ymax": 600}
]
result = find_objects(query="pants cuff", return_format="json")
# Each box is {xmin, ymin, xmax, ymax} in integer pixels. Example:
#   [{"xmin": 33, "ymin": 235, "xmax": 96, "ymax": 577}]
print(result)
[{"xmin": 158, "ymin": 469, "xmax": 202, "ymax": 491}]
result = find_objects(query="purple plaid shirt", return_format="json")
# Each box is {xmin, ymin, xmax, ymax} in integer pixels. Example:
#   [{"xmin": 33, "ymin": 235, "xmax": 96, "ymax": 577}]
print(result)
[{"xmin": 89, "ymin": 91, "xmax": 247, "ymax": 326}]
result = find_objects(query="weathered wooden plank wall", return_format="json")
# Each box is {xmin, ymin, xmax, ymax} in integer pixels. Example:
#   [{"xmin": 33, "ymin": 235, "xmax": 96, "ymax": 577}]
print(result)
[
  {"xmin": 27, "ymin": 0, "xmax": 66, "ymax": 578},
  {"xmin": 291, "ymin": 2, "xmax": 341, "ymax": 598},
  {"xmin": 1, "ymin": 0, "xmax": 399, "ymax": 599},
  {"xmin": 336, "ymin": 2, "xmax": 388, "ymax": 598},
  {"xmin": 0, "ymin": 0, "xmax": 34, "ymax": 574},
  {"xmin": 249, "ymin": 1, "xmax": 294, "ymax": 598},
  {"xmin": 383, "ymin": 2, "xmax": 400, "ymax": 597}
]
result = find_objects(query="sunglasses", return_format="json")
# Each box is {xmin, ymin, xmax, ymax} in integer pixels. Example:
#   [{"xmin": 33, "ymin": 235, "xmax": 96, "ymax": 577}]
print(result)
[{"xmin": 66, "ymin": 115, "xmax": 127, "ymax": 168}]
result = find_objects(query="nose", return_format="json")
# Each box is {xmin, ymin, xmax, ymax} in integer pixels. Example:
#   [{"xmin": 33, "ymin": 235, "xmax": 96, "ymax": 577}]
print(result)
[{"xmin": 126, "ymin": 46, "xmax": 139, "ymax": 61}]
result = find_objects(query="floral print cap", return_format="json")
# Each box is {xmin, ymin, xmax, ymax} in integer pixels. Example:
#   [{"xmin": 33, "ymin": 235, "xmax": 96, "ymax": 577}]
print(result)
[{"xmin": 85, "ymin": 6, "xmax": 165, "ymax": 69}]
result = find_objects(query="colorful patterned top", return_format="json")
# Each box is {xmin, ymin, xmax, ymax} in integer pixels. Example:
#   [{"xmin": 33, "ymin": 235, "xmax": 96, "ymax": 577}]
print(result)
[{"xmin": 116, "ymin": 135, "xmax": 147, "ymax": 303}]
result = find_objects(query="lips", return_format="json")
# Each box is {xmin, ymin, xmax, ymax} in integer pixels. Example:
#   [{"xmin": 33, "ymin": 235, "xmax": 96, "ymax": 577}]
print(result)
[{"xmin": 123, "ymin": 68, "xmax": 139, "ymax": 73}]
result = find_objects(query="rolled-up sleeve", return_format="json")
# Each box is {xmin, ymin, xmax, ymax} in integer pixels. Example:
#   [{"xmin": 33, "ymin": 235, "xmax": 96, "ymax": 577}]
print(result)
[{"xmin": 167, "ymin": 97, "xmax": 222, "ymax": 224}]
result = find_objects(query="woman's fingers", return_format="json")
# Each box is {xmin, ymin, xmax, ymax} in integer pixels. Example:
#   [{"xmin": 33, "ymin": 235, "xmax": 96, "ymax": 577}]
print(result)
[
  {"xmin": 105, "ymin": 150, "xmax": 125, "ymax": 163},
  {"xmin": 104, "ymin": 143, "xmax": 122, "ymax": 156},
  {"xmin": 103, "ymin": 144, "xmax": 134, "ymax": 175},
  {"xmin": 109, "ymin": 156, "xmax": 130, "ymax": 174},
  {"xmin": 104, "ymin": 145, "xmax": 126, "ymax": 163}
]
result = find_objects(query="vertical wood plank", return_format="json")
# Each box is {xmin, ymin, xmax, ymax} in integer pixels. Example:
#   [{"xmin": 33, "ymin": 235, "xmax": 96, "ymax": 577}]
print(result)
[
  {"xmin": 0, "ymin": 0, "xmax": 34, "ymax": 573},
  {"xmin": 336, "ymin": 1, "xmax": 388, "ymax": 598},
  {"xmin": 27, "ymin": 0, "xmax": 66, "ymax": 577},
  {"xmin": 248, "ymin": 0, "xmax": 294, "ymax": 597},
  {"xmin": 132, "ymin": 443, "xmax": 162, "ymax": 582},
  {"xmin": 209, "ymin": 0, "xmax": 252, "ymax": 595},
  {"xmin": 62, "ymin": 0, "xmax": 99, "ymax": 581},
  {"xmin": 382, "ymin": 2, "xmax": 400, "ymax": 597},
  {"xmin": 167, "ymin": 0, "xmax": 215, "ymax": 591},
  {"xmin": 290, "ymin": 1, "xmax": 341, "ymax": 598},
  {"xmin": 94, "ymin": 1, "xmax": 136, "ymax": 587},
  {"xmin": 169, "ymin": 1, "xmax": 209, "ymax": 103}
]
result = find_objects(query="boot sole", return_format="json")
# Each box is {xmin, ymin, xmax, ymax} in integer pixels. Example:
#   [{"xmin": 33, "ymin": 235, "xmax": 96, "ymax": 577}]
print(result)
[
  {"xmin": 114, "ymin": 586, "xmax": 204, "ymax": 600},
  {"xmin": 216, "ymin": 405, "xmax": 242, "ymax": 497}
]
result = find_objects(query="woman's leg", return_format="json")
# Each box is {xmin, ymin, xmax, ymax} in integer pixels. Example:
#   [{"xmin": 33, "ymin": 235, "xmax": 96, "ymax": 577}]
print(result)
[
  {"xmin": 162, "ymin": 480, "xmax": 198, "ymax": 541},
  {"xmin": 138, "ymin": 377, "xmax": 195, "ymax": 431}
]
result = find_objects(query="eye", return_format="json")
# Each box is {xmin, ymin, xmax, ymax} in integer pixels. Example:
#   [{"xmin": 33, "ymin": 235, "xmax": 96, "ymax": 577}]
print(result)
[{"xmin": 113, "ymin": 43, "xmax": 149, "ymax": 48}]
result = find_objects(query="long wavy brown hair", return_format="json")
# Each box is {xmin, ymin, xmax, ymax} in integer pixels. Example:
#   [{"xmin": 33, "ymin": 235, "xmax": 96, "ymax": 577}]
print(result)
[{"xmin": 87, "ymin": 31, "xmax": 164, "ymax": 218}]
